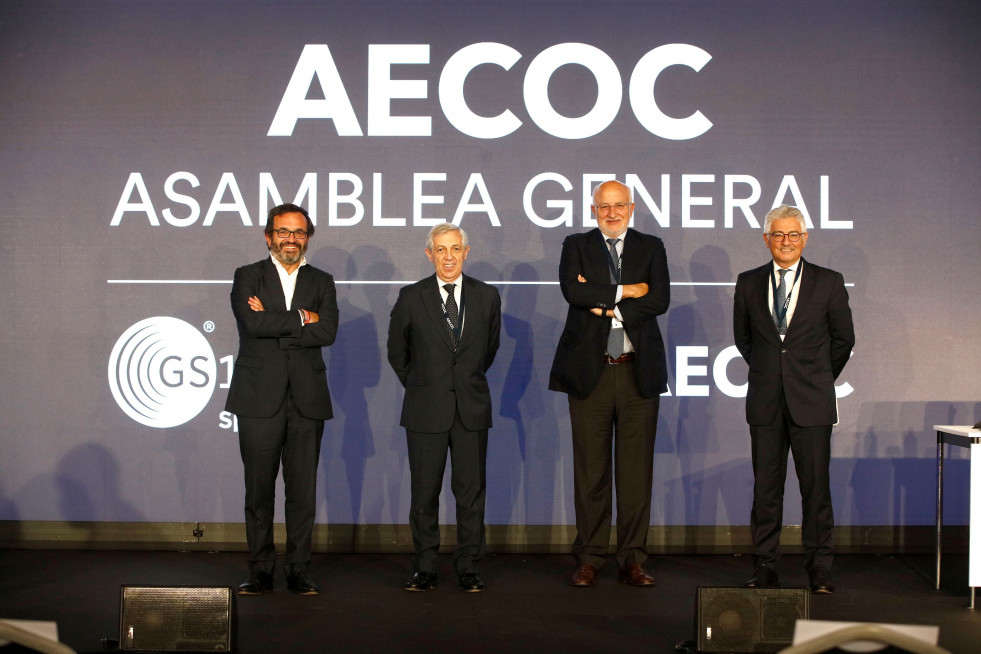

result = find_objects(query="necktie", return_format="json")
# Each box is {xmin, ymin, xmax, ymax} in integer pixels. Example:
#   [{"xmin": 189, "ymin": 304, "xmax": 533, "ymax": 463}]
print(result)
[
  {"xmin": 774, "ymin": 269, "xmax": 789, "ymax": 335},
  {"xmin": 443, "ymin": 283, "xmax": 459, "ymax": 349},
  {"xmin": 606, "ymin": 238, "xmax": 623, "ymax": 358},
  {"xmin": 606, "ymin": 237, "xmax": 621, "ymax": 282}
]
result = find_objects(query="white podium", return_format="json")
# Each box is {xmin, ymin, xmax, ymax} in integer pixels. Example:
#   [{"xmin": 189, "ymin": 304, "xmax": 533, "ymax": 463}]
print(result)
[{"xmin": 934, "ymin": 425, "xmax": 981, "ymax": 609}]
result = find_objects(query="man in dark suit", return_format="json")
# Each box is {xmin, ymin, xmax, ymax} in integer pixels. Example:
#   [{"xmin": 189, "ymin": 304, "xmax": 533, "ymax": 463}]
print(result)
[
  {"xmin": 549, "ymin": 180, "xmax": 670, "ymax": 587},
  {"xmin": 226, "ymin": 203, "xmax": 338, "ymax": 596},
  {"xmin": 387, "ymin": 223, "xmax": 501, "ymax": 593},
  {"xmin": 733, "ymin": 204, "xmax": 854, "ymax": 594}
]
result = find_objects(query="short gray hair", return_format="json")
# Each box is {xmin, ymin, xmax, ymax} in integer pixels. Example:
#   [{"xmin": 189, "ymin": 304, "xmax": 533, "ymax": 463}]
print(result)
[
  {"xmin": 426, "ymin": 222, "xmax": 469, "ymax": 251},
  {"xmin": 763, "ymin": 205, "xmax": 807, "ymax": 234}
]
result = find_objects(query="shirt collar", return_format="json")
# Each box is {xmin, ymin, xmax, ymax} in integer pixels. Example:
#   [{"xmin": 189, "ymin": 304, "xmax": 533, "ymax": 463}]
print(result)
[
  {"xmin": 438, "ymin": 273, "xmax": 462, "ymax": 288},
  {"xmin": 772, "ymin": 258, "xmax": 801, "ymax": 274},
  {"xmin": 599, "ymin": 228, "xmax": 628, "ymax": 242}
]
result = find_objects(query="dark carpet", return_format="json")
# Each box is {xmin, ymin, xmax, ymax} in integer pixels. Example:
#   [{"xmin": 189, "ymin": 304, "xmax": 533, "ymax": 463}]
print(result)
[{"xmin": 2, "ymin": 550, "xmax": 980, "ymax": 653}]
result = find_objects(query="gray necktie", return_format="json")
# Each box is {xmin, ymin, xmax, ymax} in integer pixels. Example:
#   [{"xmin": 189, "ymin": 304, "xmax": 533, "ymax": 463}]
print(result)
[
  {"xmin": 774, "ymin": 269, "xmax": 789, "ymax": 335},
  {"xmin": 443, "ymin": 283, "xmax": 459, "ymax": 349},
  {"xmin": 606, "ymin": 238, "xmax": 623, "ymax": 358}
]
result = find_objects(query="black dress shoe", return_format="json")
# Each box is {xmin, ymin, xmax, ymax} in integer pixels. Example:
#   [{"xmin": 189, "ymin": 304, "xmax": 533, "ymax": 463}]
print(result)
[
  {"xmin": 237, "ymin": 570, "xmax": 273, "ymax": 595},
  {"xmin": 809, "ymin": 568, "xmax": 835, "ymax": 594},
  {"xmin": 458, "ymin": 573, "xmax": 485, "ymax": 592},
  {"xmin": 404, "ymin": 571, "xmax": 437, "ymax": 591},
  {"xmin": 743, "ymin": 565, "xmax": 778, "ymax": 589},
  {"xmin": 286, "ymin": 572, "xmax": 320, "ymax": 596}
]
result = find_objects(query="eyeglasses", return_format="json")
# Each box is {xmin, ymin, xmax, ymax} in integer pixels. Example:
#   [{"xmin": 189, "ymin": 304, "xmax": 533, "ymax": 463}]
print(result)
[
  {"xmin": 766, "ymin": 231, "xmax": 803, "ymax": 242},
  {"xmin": 593, "ymin": 202, "xmax": 632, "ymax": 212},
  {"xmin": 273, "ymin": 228, "xmax": 308, "ymax": 240}
]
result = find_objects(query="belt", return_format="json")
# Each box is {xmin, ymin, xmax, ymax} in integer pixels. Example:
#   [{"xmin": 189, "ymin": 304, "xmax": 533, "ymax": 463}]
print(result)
[{"xmin": 605, "ymin": 352, "xmax": 635, "ymax": 364}]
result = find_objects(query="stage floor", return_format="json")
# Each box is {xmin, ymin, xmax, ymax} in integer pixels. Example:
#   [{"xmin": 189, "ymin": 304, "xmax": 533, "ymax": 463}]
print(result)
[{"xmin": 2, "ymin": 550, "xmax": 980, "ymax": 653}]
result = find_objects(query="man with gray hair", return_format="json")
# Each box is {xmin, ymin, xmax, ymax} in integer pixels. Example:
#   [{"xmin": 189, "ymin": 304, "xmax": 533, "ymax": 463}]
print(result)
[
  {"xmin": 549, "ymin": 180, "xmax": 670, "ymax": 588},
  {"xmin": 733, "ymin": 204, "xmax": 854, "ymax": 594},
  {"xmin": 388, "ymin": 222, "xmax": 501, "ymax": 592}
]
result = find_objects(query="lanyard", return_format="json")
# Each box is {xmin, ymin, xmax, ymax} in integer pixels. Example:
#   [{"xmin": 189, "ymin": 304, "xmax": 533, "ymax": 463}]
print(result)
[
  {"xmin": 771, "ymin": 261, "xmax": 802, "ymax": 328},
  {"xmin": 604, "ymin": 239, "xmax": 621, "ymax": 283}
]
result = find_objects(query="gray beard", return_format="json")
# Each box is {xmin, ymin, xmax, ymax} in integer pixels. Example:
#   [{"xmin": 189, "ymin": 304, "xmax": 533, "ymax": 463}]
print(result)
[{"xmin": 270, "ymin": 242, "xmax": 305, "ymax": 266}]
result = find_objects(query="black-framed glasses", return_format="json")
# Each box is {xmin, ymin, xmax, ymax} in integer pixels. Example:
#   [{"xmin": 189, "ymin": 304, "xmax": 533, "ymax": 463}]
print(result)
[
  {"xmin": 766, "ymin": 231, "xmax": 803, "ymax": 242},
  {"xmin": 593, "ymin": 202, "xmax": 632, "ymax": 212},
  {"xmin": 273, "ymin": 228, "xmax": 308, "ymax": 240}
]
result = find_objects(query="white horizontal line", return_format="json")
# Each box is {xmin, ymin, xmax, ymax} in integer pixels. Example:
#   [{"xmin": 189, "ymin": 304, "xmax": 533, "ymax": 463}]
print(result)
[
  {"xmin": 678, "ymin": 282, "xmax": 734, "ymax": 287},
  {"xmin": 107, "ymin": 279, "xmax": 852, "ymax": 287},
  {"xmin": 107, "ymin": 280, "xmax": 232, "ymax": 284}
]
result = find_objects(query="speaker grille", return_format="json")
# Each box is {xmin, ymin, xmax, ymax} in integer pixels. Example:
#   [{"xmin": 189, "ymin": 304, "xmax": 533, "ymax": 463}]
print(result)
[
  {"xmin": 119, "ymin": 585, "xmax": 233, "ymax": 652},
  {"xmin": 696, "ymin": 586, "xmax": 808, "ymax": 653}
]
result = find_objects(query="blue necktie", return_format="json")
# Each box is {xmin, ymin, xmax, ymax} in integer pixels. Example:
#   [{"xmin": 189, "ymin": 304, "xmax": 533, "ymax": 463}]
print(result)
[{"xmin": 774, "ymin": 269, "xmax": 789, "ymax": 335}]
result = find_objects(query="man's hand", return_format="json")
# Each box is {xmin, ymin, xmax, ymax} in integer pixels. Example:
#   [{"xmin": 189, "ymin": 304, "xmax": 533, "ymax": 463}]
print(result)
[
  {"xmin": 304, "ymin": 311, "xmax": 320, "ymax": 324},
  {"xmin": 622, "ymin": 282, "xmax": 649, "ymax": 298},
  {"xmin": 248, "ymin": 296, "xmax": 265, "ymax": 312},
  {"xmin": 578, "ymin": 274, "xmax": 616, "ymax": 316}
]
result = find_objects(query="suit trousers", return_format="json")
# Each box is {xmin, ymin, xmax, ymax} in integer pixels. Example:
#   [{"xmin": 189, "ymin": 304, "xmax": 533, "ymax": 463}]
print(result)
[
  {"xmin": 749, "ymin": 388, "xmax": 834, "ymax": 573},
  {"xmin": 238, "ymin": 389, "xmax": 324, "ymax": 576},
  {"xmin": 569, "ymin": 360, "xmax": 659, "ymax": 570},
  {"xmin": 406, "ymin": 411, "xmax": 488, "ymax": 577}
]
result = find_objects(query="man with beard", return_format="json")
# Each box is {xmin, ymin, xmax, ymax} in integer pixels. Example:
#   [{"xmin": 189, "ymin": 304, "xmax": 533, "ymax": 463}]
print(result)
[
  {"xmin": 549, "ymin": 180, "xmax": 670, "ymax": 587},
  {"xmin": 226, "ymin": 203, "xmax": 338, "ymax": 596}
]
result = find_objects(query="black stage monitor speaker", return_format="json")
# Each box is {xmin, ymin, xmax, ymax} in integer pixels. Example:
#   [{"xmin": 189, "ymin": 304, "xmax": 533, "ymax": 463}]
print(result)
[
  {"xmin": 119, "ymin": 585, "xmax": 234, "ymax": 652},
  {"xmin": 696, "ymin": 586, "xmax": 809, "ymax": 653}
]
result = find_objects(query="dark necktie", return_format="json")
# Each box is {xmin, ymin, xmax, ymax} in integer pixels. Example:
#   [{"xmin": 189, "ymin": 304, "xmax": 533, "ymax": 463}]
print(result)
[
  {"xmin": 443, "ymin": 283, "xmax": 459, "ymax": 349},
  {"xmin": 606, "ymin": 238, "xmax": 623, "ymax": 358},
  {"xmin": 774, "ymin": 268, "xmax": 789, "ymax": 335}
]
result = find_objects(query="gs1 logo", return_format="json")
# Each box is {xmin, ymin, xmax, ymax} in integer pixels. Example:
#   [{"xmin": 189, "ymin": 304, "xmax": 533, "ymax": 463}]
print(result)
[{"xmin": 108, "ymin": 317, "xmax": 217, "ymax": 428}]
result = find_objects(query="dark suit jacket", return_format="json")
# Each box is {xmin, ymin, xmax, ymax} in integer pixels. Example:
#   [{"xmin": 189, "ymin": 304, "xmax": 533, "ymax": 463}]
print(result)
[
  {"xmin": 387, "ymin": 274, "xmax": 501, "ymax": 433},
  {"xmin": 549, "ymin": 228, "xmax": 670, "ymax": 400},
  {"xmin": 733, "ymin": 257, "xmax": 854, "ymax": 427},
  {"xmin": 225, "ymin": 258, "xmax": 338, "ymax": 420}
]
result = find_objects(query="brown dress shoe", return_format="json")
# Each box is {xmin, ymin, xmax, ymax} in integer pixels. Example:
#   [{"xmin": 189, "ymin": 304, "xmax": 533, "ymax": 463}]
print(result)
[
  {"xmin": 571, "ymin": 564, "xmax": 598, "ymax": 587},
  {"xmin": 618, "ymin": 564, "xmax": 655, "ymax": 586}
]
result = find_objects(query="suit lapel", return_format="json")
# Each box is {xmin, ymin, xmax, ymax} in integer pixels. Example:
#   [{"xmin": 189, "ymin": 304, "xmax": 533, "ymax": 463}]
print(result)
[
  {"xmin": 620, "ymin": 229, "xmax": 642, "ymax": 281},
  {"xmin": 753, "ymin": 263, "xmax": 783, "ymax": 342},
  {"xmin": 423, "ymin": 275, "xmax": 457, "ymax": 351},
  {"xmin": 586, "ymin": 229, "xmax": 612, "ymax": 281},
  {"xmin": 261, "ymin": 259, "xmax": 289, "ymax": 311},
  {"xmin": 456, "ymin": 275, "xmax": 480, "ymax": 351},
  {"xmin": 783, "ymin": 258, "xmax": 811, "ymax": 339},
  {"xmin": 292, "ymin": 265, "xmax": 317, "ymax": 311}
]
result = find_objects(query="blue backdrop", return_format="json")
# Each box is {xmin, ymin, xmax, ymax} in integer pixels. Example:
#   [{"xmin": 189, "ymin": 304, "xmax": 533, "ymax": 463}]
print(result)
[{"xmin": 1, "ymin": 0, "xmax": 979, "ymax": 531}]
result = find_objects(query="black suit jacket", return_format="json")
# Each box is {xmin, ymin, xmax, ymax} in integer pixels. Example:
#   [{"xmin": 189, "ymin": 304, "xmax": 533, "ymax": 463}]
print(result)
[
  {"xmin": 225, "ymin": 258, "xmax": 338, "ymax": 420},
  {"xmin": 387, "ymin": 274, "xmax": 501, "ymax": 433},
  {"xmin": 549, "ymin": 228, "xmax": 670, "ymax": 400},
  {"xmin": 733, "ymin": 257, "xmax": 854, "ymax": 427}
]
